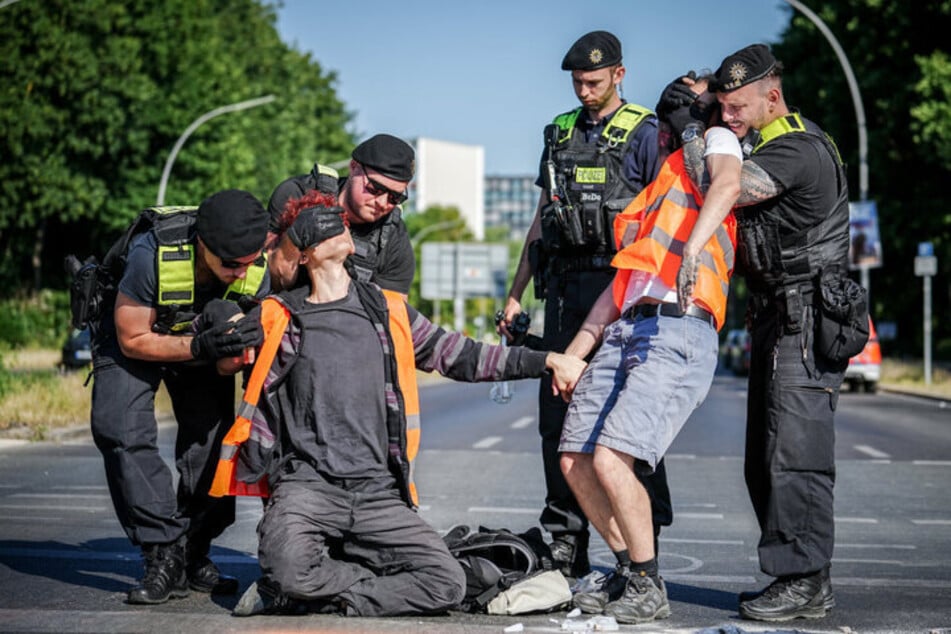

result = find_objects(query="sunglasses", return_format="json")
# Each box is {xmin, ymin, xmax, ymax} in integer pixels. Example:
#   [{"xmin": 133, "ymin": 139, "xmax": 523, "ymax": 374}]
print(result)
[
  {"xmin": 360, "ymin": 164, "xmax": 409, "ymax": 206},
  {"xmin": 220, "ymin": 254, "xmax": 263, "ymax": 269}
]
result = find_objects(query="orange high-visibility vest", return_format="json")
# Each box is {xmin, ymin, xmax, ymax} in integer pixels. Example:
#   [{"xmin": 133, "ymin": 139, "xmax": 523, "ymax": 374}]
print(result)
[
  {"xmin": 610, "ymin": 150, "xmax": 737, "ymax": 330},
  {"xmin": 209, "ymin": 289, "xmax": 423, "ymax": 504}
]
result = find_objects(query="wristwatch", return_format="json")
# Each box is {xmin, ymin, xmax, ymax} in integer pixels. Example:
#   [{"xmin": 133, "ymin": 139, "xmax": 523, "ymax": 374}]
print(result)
[{"xmin": 681, "ymin": 123, "xmax": 704, "ymax": 144}]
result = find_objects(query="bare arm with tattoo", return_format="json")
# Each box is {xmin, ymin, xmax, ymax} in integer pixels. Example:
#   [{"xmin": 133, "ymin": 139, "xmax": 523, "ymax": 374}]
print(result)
[{"xmin": 683, "ymin": 135, "xmax": 783, "ymax": 207}]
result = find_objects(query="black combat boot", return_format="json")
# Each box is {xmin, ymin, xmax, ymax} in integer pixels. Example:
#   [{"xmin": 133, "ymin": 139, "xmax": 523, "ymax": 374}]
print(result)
[
  {"xmin": 549, "ymin": 531, "xmax": 591, "ymax": 579},
  {"xmin": 739, "ymin": 567, "xmax": 835, "ymax": 622},
  {"xmin": 185, "ymin": 539, "xmax": 239, "ymax": 595},
  {"xmin": 127, "ymin": 540, "xmax": 189, "ymax": 604}
]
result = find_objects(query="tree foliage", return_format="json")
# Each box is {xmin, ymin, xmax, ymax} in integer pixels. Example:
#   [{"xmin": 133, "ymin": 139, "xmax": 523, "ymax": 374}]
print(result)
[
  {"xmin": 0, "ymin": 0, "xmax": 355, "ymax": 291},
  {"xmin": 771, "ymin": 0, "xmax": 951, "ymax": 355}
]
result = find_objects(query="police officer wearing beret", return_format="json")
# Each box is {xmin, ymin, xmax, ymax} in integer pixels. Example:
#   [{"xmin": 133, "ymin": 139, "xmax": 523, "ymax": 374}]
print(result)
[
  {"xmin": 498, "ymin": 30, "xmax": 673, "ymax": 580},
  {"xmin": 664, "ymin": 43, "xmax": 853, "ymax": 621},
  {"xmin": 90, "ymin": 190, "xmax": 270, "ymax": 604},
  {"xmin": 266, "ymin": 134, "xmax": 416, "ymax": 295}
]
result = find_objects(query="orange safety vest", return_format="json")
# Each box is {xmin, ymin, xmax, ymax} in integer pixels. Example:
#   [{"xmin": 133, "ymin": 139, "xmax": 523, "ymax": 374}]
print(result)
[
  {"xmin": 209, "ymin": 289, "xmax": 423, "ymax": 504},
  {"xmin": 610, "ymin": 150, "xmax": 737, "ymax": 330}
]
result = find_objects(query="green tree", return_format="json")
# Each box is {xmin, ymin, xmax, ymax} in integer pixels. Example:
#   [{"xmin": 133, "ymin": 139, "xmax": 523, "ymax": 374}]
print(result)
[
  {"xmin": 0, "ymin": 0, "xmax": 354, "ymax": 293},
  {"xmin": 771, "ymin": 0, "xmax": 951, "ymax": 356}
]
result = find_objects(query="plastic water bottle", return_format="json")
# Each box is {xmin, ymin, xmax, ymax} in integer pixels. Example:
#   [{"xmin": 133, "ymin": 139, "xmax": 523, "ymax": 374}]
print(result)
[{"xmin": 490, "ymin": 339, "xmax": 514, "ymax": 404}]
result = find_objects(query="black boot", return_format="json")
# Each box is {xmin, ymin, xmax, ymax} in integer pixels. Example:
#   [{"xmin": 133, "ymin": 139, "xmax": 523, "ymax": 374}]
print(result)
[
  {"xmin": 185, "ymin": 540, "xmax": 239, "ymax": 595},
  {"xmin": 739, "ymin": 567, "xmax": 835, "ymax": 622},
  {"xmin": 127, "ymin": 540, "xmax": 189, "ymax": 604},
  {"xmin": 549, "ymin": 531, "xmax": 591, "ymax": 579}
]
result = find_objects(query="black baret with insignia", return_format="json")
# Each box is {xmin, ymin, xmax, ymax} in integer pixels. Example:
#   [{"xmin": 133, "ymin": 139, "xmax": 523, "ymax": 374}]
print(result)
[
  {"xmin": 561, "ymin": 31, "xmax": 622, "ymax": 71},
  {"xmin": 712, "ymin": 43, "xmax": 780, "ymax": 92},
  {"xmin": 351, "ymin": 133, "xmax": 415, "ymax": 182}
]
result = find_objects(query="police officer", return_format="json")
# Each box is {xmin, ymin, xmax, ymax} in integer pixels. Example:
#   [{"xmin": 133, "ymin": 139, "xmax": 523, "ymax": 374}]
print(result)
[
  {"xmin": 267, "ymin": 134, "xmax": 416, "ymax": 294},
  {"xmin": 498, "ymin": 30, "xmax": 672, "ymax": 578},
  {"xmin": 705, "ymin": 44, "xmax": 850, "ymax": 621},
  {"xmin": 90, "ymin": 189, "xmax": 270, "ymax": 604}
]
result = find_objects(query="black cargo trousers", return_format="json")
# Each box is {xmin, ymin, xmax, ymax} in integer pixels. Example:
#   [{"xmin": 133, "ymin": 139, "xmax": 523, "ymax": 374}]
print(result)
[
  {"xmin": 90, "ymin": 318, "xmax": 236, "ymax": 550},
  {"xmin": 744, "ymin": 300, "xmax": 846, "ymax": 578},
  {"xmin": 539, "ymin": 267, "xmax": 674, "ymax": 537}
]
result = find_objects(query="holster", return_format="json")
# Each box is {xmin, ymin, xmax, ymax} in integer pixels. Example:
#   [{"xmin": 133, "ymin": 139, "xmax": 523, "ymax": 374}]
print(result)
[{"xmin": 528, "ymin": 239, "xmax": 548, "ymax": 300}]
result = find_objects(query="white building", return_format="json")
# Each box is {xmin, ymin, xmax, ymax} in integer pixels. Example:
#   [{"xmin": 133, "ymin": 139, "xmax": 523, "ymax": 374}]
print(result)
[{"xmin": 409, "ymin": 137, "xmax": 485, "ymax": 240}]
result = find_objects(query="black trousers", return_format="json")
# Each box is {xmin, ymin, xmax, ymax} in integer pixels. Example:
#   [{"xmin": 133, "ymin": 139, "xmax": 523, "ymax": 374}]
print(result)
[
  {"xmin": 540, "ymin": 269, "xmax": 673, "ymax": 536},
  {"xmin": 745, "ymin": 304, "xmax": 846, "ymax": 577},
  {"xmin": 258, "ymin": 479, "xmax": 466, "ymax": 616},
  {"xmin": 90, "ymin": 321, "xmax": 236, "ymax": 549}
]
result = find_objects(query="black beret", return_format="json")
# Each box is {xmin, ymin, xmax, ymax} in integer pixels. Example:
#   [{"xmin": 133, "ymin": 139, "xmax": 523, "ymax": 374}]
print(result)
[
  {"xmin": 196, "ymin": 189, "xmax": 268, "ymax": 260},
  {"xmin": 712, "ymin": 44, "xmax": 778, "ymax": 92},
  {"xmin": 561, "ymin": 31, "xmax": 622, "ymax": 71},
  {"xmin": 287, "ymin": 205, "xmax": 347, "ymax": 250},
  {"xmin": 351, "ymin": 134, "xmax": 415, "ymax": 181}
]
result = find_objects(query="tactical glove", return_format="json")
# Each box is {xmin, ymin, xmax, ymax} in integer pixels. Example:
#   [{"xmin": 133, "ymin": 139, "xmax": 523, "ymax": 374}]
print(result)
[
  {"xmin": 655, "ymin": 71, "xmax": 698, "ymax": 117},
  {"xmin": 191, "ymin": 322, "xmax": 247, "ymax": 360},
  {"xmin": 197, "ymin": 298, "xmax": 243, "ymax": 330}
]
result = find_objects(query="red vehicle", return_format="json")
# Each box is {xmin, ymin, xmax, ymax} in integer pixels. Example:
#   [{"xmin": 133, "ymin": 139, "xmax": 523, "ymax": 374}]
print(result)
[{"xmin": 844, "ymin": 317, "xmax": 881, "ymax": 393}]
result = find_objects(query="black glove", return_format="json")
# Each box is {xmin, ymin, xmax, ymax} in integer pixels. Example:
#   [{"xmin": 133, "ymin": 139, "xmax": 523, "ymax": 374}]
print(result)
[
  {"xmin": 197, "ymin": 298, "xmax": 243, "ymax": 330},
  {"xmin": 191, "ymin": 321, "xmax": 246, "ymax": 360},
  {"xmin": 190, "ymin": 301, "xmax": 263, "ymax": 360},
  {"xmin": 655, "ymin": 71, "xmax": 698, "ymax": 117}
]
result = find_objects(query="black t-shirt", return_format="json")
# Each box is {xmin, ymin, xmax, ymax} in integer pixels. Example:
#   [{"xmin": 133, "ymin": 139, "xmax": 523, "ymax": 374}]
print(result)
[
  {"xmin": 747, "ymin": 131, "xmax": 841, "ymax": 235},
  {"xmin": 279, "ymin": 285, "xmax": 395, "ymax": 486}
]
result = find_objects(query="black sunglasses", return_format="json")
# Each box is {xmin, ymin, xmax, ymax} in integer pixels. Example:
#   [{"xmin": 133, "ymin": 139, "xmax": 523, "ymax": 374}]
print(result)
[
  {"xmin": 360, "ymin": 164, "xmax": 409, "ymax": 206},
  {"xmin": 220, "ymin": 254, "xmax": 264, "ymax": 269}
]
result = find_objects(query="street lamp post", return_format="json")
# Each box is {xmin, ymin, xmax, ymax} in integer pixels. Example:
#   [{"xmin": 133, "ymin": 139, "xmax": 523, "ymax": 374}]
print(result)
[
  {"xmin": 782, "ymin": 0, "xmax": 871, "ymax": 292},
  {"xmin": 156, "ymin": 95, "xmax": 277, "ymax": 205}
]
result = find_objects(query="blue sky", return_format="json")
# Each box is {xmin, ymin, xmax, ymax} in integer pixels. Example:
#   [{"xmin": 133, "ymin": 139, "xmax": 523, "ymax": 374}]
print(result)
[{"xmin": 274, "ymin": 0, "xmax": 792, "ymax": 175}]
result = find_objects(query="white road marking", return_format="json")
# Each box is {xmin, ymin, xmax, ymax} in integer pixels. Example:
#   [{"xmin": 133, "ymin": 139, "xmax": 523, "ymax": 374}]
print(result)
[
  {"xmin": 9, "ymin": 493, "xmax": 109, "ymax": 499},
  {"xmin": 661, "ymin": 537, "xmax": 744, "ymax": 545},
  {"xmin": 665, "ymin": 453, "xmax": 696, "ymax": 460},
  {"xmin": 675, "ymin": 512, "xmax": 724, "ymax": 520},
  {"xmin": 913, "ymin": 460, "xmax": 951, "ymax": 466},
  {"xmin": 510, "ymin": 416, "xmax": 534, "ymax": 430},
  {"xmin": 837, "ymin": 543, "xmax": 916, "ymax": 550},
  {"xmin": 0, "ymin": 504, "xmax": 107, "ymax": 512},
  {"xmin": 467, "ymin": 506, "xmax": 536, "ymax": 514},
  {"xmin": 835, "ymin": 516, "xmax": 878, "ymax": 524},
  {"xmin": 3, "ymin": 516, "xmax": 63, "ymax": 522},
  {"xmin": 472, "ymin": 436, "xmax": 503, "ymax": 449},
  {"xmin": 854, "ymin": 444, "xmax": 891, "ymax": 459},
  {"xmin": 911, "ymin": 519, "xmax": 951, "ymax": 525}
]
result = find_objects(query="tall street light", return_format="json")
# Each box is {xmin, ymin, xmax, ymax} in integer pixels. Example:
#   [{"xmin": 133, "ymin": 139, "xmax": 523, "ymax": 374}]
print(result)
[
  {"xmin": 783, "ymin": 0, "xmax": 868, "ymax": 202},
  {"xmin": 156, "ymin": 95, "xmax": 276, "ymax": 205}
]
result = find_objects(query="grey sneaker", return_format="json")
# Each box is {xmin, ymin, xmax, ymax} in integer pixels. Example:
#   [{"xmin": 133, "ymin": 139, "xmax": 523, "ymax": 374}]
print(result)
[
  {"xmin": 573, "ymin": 564, "xmax": 631, "ymax": 614},
  {"xmin": 603, "ymin": 573, "xmax": 671, "ymax": 624},
  {"xmin": 739, "ymin": 569, "xmax": 835, "ymax": 622}
]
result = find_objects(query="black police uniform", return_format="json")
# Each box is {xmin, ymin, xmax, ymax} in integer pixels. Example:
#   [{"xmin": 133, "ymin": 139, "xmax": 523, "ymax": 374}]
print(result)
[
  {"xmin": 740, "ymin": 114, "xmax": 850, "ymax": 578},
  {"xmin": 710, "ymin": 44, "xmax": 852, "ymax": 579},
  {"xmin": 90, "ymin": 231, "xmax": 269, "ymax": 551},
  {"xmin": 533, "ymin": 32, "xmax": 672, "ymax": 567}
]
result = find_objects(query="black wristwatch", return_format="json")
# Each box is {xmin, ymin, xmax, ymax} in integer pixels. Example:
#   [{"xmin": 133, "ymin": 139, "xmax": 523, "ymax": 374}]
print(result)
[{"xmin": 681, "ymin": 122, "xmax": 704, "ymax": 143}]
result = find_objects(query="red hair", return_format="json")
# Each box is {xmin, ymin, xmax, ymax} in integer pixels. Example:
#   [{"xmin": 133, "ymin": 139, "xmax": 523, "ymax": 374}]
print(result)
[{"xmin": 275, "ymin": 190, "xmax": 342, "ymax": 237}]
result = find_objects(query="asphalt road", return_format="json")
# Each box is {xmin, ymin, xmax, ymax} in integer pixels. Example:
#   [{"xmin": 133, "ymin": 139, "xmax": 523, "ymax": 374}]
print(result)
[{"xmin": 0, "ymin": 371, "xmax": 948, "ymax": 633}]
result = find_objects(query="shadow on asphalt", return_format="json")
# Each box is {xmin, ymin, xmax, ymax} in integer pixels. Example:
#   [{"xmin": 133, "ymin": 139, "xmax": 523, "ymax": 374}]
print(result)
[
  {"xmin": 0, "ymin": 538, "xmax": 257, "ymax": 603},
  {"xmin": 667, "ymin": 580, "xmax": 739, "ymax": 612}
]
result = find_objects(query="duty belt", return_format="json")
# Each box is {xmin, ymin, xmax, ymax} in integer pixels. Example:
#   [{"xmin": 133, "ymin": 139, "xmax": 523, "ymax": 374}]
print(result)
[
  {"xmin": 549, "ymin": 254, "xmax": 614, "ymax": 275},
  {"xmin": 624, "ymin": 302, "xmax": 716, "ymax": 329}
]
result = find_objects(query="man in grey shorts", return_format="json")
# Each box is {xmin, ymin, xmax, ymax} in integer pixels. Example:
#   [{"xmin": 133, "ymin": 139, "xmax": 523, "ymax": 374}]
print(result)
[{"xmin": 555, "ymin": 74, "xmax": 742, "ymax": 625}]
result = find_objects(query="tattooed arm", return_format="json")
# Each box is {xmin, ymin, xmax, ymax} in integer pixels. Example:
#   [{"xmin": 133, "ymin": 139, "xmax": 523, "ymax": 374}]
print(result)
[{"xmin": 683, "ymin": 133, "xmax": 784, "ymax": 207}]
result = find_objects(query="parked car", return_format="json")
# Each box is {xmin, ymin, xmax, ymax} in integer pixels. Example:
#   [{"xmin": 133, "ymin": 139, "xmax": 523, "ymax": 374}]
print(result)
[
  {"xmin": 61, "ymin": 327, "xmax": 92, "ymax": 369},
  {"xmin": 844, "ymin": 317, "xmax": 881, "ymax": 393},
  {"xmin": 721, "ymin": 329, "xmax": 751, "ymax": 376}
]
